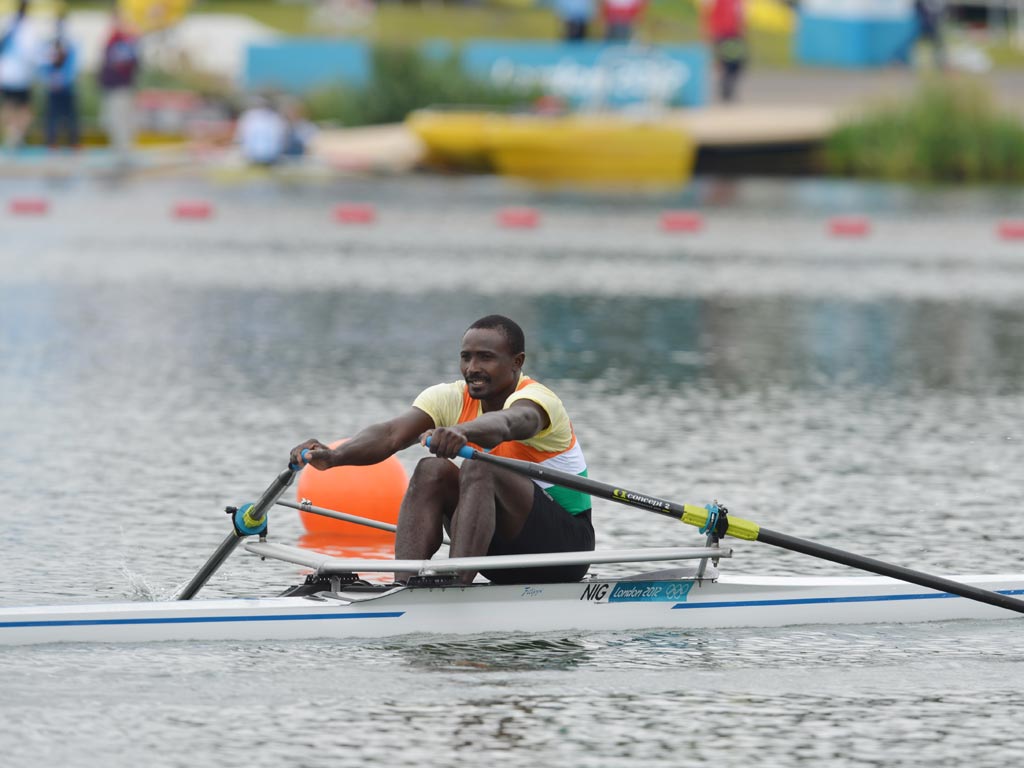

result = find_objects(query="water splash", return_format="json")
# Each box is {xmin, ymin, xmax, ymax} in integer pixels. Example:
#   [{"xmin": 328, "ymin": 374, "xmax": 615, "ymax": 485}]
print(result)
[{"xmin": 118, "ymin": 564, "xmax": 167, "ymax": 602}]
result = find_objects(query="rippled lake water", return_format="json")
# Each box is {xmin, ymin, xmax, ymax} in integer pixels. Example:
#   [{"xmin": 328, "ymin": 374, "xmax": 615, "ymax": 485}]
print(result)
[{"xmin": 1, "ymin": 175, "xmax": 1023, "ymax": 767}]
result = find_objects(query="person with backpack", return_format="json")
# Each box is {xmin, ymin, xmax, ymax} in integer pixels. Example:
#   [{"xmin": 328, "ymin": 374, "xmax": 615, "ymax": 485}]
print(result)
[{"xmin": 98, "ymin": 10, "xmax": 140, "ymax": 164}]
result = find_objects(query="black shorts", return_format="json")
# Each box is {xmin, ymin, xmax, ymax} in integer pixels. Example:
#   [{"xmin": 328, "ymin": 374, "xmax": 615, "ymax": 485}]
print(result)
[
  {"xmin": 482, "ymin": 484, "xmax": 595, "ymax": 584},
  {"xmin": 0, "ymin": 88, "xmax": 31, "ymax": 107}
]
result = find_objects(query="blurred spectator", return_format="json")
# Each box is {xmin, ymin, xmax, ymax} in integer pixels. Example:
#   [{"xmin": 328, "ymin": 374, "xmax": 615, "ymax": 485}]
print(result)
[
  {"xmin": 98, "ymin": 10, "xmax": 141, "ymax": 164},
  {"xmin": 601, "ymin": 0, "xmax": 646, "ymax": 42},
  {"xmin": 703, "ymin": 0, "xmax": 747, "ymax": 102},
  {"xmin": 912, "ymin": 0, "xmax": 946, "ymax": 70},
  {"xmin": 281, "ymin": 97, "xmax": 317, "ymax": 159},
  {"xmin": 40, "ymin": 6, "xmax": 78, "ymax": 149},
  {"xmin": 553, "ymin": 0, "xmax": 594, "ymax": 42},
  {"xmin": 235, "ymin": 95, "xmax": 288, "ymax": 166},
  {"xmin": 0, "ymin": 0, "xmax": 39, "ymax": 150}
]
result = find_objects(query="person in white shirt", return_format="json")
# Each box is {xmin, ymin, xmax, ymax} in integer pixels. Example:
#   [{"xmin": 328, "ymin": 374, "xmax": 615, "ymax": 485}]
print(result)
[
  {"xmin": 235, "ymin": 96, "xmax": 288, "ymax": 166},
  {"xmin": 0, "ymin": 0, "xmax": 39, "ymax": 149}
]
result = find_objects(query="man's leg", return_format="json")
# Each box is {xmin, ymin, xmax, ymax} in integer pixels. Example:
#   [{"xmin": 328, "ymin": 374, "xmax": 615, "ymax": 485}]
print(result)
[
  {"xmin": 449, "ymin": 460, "xmax": 535, "ymax": 585},
  {"xmin": 66, "ymin": 89, "xmax": 80, "ymax": 148},
  {"xmin": 11, "ymin": 102, "xmax": 32, "ymax": 148},
  {"xmin": 394, "ymin": 457, "xmax": 460, "ymax": 581},
  {"xmin": 45, "ymin": 93, "xmax": 58, "ymax": 147}
]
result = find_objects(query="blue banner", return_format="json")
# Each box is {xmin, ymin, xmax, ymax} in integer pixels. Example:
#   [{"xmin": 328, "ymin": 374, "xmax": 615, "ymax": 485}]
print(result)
[
  {"xmin": 462, "ymin": 41, "xmax": 708, "ymax": 108},
  {"xmin": 242, "ymin": 39, "xmax": 708, "ymax": 107},
  {"xmin": 244, "ymin": 40, "xmax": 371, "ymax": 93}
]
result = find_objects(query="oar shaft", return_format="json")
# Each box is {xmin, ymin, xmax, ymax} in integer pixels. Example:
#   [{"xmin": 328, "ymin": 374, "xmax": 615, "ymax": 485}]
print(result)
[
  {"xmin": 757, "ymin": 527, "xmax": 1024, "ymax": 615},
  {"xmin": 178, "ymin": 467, "xmax": 296, "ymax": 601},
  {"xmin": 177, "ymin": 531, "xmax": 241, "ymax": 601},
  {"xmin": 458, "ymin": 447, "xmax": 1024, "ymax": 616},
  {"xmin": 247, "ymin": 468, "xmax": 298, "ymax": 526},
  {"xmin": 465, "ymin": 450, "xmax": 762, "ymax": 537},
  {"xmin": 466, "ymin": 450, "xmax": 699, "ymax": 522}
]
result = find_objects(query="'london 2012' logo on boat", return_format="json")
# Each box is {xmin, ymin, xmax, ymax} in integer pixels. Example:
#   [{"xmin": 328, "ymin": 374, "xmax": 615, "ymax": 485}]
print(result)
[{"xmin": 580, "ymin": 581, "xmax": 694, "ymax": 603}]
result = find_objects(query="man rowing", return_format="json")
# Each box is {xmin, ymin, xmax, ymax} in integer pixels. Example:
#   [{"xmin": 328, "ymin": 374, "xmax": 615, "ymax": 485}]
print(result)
[{"xmin": 289, "ymin": 315, "xmax": 594, "ymax": 585}]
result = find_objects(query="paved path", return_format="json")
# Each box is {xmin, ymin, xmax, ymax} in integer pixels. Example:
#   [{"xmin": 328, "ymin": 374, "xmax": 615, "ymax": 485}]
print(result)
[{"xmin": 735, "ymin": 67, "xmax": 1024, "ymax": 116}]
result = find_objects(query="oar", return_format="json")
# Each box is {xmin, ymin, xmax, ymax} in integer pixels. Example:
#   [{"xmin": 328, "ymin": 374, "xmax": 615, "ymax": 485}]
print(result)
[
  {"xmin": 177, "ymin": 464, "xmax": 299, "ymax": 600},
  {"xmin": 446, "ymin": 445, "xmax": 1024, "ymax": 616}
]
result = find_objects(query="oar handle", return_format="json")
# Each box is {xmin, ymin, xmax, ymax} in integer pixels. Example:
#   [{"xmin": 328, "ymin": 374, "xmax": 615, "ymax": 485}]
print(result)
[
  {"xmin": 424, "ymin": 437, "xmax": 477, "ymax": 460},
  {"xmin": 288, "ymin": 448, "xmax": 313, "ymax": 472}
]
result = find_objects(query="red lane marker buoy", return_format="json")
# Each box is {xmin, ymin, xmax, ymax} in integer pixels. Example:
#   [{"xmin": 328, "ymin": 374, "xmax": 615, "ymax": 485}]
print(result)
[
  {"xmin": 828, "ymin": 216, "xmax": 872, "ymax": 238},
  {"xmin": 333, "ymin": 203, "xmax": 376, "ymax": 224},
  {"xmin": 497, "ymin": 207, "xmax": 540, "ymax": 229},
  {"xmin": 660, "ymin": 210, "xmax": 704, "ymax": 233},
  {"xmin": 998, "ymin": 220, "xmax": 1024, "ymax": 241},
  {"xmin": 172, "ymin": 201, "xmax": 214, "ymax": 220},
  {"xmin": 9, "ymin": 198, "xmax": 49, "ymax": 216}
]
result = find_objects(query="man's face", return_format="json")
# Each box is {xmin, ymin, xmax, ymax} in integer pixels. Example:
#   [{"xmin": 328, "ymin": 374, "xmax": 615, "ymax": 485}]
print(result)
[{"xmin": 460, "ymin": 327, "xmax": 523, "ymax": 401}]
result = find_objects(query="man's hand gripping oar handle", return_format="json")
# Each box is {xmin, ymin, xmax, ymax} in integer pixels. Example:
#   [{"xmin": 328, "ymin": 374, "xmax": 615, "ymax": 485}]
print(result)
[{"xmin": 451, "ymin": 445, "xmax": 1024, "ymax": 617}]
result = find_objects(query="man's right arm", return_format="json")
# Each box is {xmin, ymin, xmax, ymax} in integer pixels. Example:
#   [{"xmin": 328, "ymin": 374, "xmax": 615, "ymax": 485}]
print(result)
[{"xmin": 290, "ymin": 408, "xmax": 435, "ymax": 470}]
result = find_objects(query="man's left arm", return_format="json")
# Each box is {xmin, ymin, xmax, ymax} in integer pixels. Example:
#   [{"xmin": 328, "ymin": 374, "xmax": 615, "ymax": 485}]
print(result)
[{"xmin": 423, "ymin": 401, "xmax": 550, "ymax": 458}]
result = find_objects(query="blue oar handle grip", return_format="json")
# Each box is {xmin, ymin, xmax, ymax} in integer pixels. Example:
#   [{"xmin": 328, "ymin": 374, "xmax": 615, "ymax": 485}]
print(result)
[
  {"xmin": 288, "ymin": 448, "xmax": 312, "ymax": 472},
  {"xmin": 425, "ymin": 437, "xmax": 476, "ymax": 460}
]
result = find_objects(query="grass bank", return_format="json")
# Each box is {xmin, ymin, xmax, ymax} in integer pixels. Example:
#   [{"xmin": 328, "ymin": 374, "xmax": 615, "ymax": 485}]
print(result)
[{"xmin": 825, "ymin": 79, "xmax": 1024, "ymax": 183}]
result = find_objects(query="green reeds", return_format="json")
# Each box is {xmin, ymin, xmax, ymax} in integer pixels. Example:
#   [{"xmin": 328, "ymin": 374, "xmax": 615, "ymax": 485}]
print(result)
[
  {"xmin": 305, "ymin": 45, "xmax": 540, "ymax": 127},
  {"xmin": 825, "ymin": 79, "xmax": 1024, "ymax": 183}
]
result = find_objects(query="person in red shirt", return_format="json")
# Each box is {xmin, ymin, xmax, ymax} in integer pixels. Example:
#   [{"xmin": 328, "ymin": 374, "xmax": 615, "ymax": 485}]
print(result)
[
  {"xmin": 703, "ymin": 0, "xmax": 747, "ymax": 102},
  {"xmin": 602, "ymin": 0, "xmax": 647, "ymax": 42}
]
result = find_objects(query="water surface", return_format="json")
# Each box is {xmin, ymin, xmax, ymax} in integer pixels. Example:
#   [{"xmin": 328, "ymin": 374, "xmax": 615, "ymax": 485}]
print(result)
[{"xmin": 1, "ymin": 175, "xmax": 1023, "ymax": 767}]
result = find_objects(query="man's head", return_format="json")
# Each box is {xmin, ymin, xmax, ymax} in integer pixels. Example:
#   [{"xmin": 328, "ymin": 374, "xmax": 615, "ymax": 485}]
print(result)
[
  {"xmin": 461, "ymin": 315, "xmax": 526, "ymax": 402},
  {"xmin": 467, "ymin": 315, "xmax": 525, "ymax": 356}
]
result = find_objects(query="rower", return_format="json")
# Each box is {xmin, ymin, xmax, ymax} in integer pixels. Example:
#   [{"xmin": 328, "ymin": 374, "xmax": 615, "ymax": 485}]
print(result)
[{"xmin": 289, "ymin": 315, "xmax": 595, "ymax": 586}]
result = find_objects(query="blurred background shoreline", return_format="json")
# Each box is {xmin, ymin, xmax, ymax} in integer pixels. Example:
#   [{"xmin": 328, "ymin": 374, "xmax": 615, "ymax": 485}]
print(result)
[{"xmin": 0, "ymin": 0, "xmax": 1022, "ymax": 185}]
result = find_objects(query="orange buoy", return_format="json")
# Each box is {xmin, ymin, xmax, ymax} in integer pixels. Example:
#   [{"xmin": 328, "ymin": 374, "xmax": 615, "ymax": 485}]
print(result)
[
  {"xmin": 9, "ymin": 198, "xmax": 49, "ymax": 216},
  {"xmin": 333, "ymin": 203, "xmax": 376, "ymax": 224},
  {"xmin": 497, "ymin": 207, "xmax": 540, "ymax": 229},
  {"xmin": 297, "ymin": 533, "xmax": 397, "ymax": 561},
  {"xmin": 828, "ymin": 216, "xmax": 871, "ymax": 238},
  {"xmin": 998, "ymin": 220, "xmax": 1024, "ymax": 241},
  {"xmin": 172, "ymin": 201, "xmax": 214, "ymax": 220},
  {"xmin": 660, "ymin": 210, "xmax": 704, "ymax": 233},
  {"xmin": 295, "ymin": 439, "xmax": 408, "ymax": 540}
]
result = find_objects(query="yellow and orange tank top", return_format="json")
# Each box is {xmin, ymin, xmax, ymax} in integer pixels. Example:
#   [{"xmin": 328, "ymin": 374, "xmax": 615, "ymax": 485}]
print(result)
[{"xmin": 412, "ymin": 374, "xmax": 590, "ymax": 514}]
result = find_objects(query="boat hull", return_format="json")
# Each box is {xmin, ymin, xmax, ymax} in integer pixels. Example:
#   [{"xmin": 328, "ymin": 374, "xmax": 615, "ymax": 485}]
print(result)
[
  {"xmin": 487, "ymin": 115, "xmax": 695, "ymax": 186},
  {"xmin": 406, "ymin": 110, "xmax": 696, "ymax": 186},
  {"xmin": 2, "ymin": 574, "xmax": 1022, "ymax": 646}
]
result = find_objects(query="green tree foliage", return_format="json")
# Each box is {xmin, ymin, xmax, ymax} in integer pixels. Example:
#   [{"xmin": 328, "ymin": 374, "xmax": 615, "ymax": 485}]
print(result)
[
  {"xmin": 826, "ymin": 79, "xmax": 1024, "ymax": 183},
  {"xmin": 304, "ymin": 45, "xmax": 540, "ymax": 127}
]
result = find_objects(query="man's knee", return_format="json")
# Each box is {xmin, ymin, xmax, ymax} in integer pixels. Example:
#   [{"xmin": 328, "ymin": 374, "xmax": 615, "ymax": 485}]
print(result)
[
  {"xmin": 409, "ymin": 457, "xmax": 459, "ymax": 489},
  {"xmin": 457, "ymin": 457, "xmax": 498, "ymax": 489}
]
